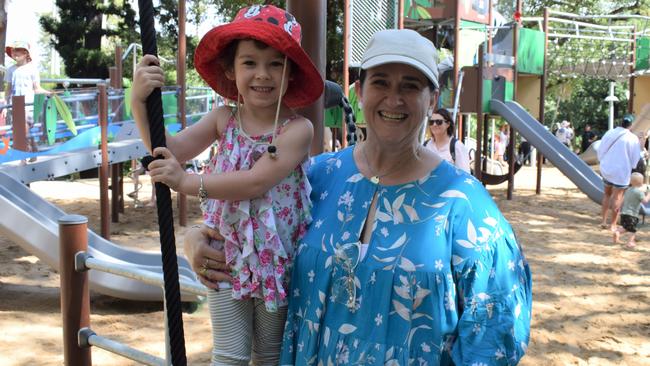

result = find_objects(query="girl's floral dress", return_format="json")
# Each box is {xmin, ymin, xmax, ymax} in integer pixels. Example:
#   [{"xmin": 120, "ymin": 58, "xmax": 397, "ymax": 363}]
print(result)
[{"xmin": 202, "ymin": 111, "xmax": 312, "ymax": 312}]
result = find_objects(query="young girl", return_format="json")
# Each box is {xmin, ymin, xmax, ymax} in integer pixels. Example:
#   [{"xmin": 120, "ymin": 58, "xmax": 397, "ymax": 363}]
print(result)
[{"xmin": 131, "ymin": 5, "xmax": 323, "ymax": 364}]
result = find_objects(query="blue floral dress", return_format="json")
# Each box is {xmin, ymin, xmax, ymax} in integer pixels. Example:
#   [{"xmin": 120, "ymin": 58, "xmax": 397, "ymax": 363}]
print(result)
[{"xmin": 280, "ymin": 147, "xmax": 532, "ymax": 365}]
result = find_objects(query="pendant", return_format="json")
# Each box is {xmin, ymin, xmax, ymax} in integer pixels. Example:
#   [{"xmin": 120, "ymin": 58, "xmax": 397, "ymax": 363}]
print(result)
[{"xmin": 370, "ymin": 176, "xmax": 380, "ymax": 184}]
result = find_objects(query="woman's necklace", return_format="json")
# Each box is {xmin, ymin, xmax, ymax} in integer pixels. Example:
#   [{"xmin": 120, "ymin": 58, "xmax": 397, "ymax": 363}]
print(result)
[{"xmin": 361, "ymin": 143, "xmax": 418, "ymax": 184}]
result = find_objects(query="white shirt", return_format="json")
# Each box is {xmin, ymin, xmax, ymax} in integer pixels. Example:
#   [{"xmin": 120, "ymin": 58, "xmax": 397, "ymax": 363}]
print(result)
[
  {"xmin": 597, "ymin": 127, "xmax": 641, "ymax": 186},
  {"xmin": 4, "ymin": 62, "xmax": 40, "ymax": 104},
  {"xmin": 424, "ymin": 137, "xmax": 471, "ymax": 173}
]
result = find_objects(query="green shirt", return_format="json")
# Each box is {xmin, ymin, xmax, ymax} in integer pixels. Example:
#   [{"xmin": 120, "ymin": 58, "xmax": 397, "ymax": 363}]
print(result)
[{"xmin": 621, "ymin": 186, "xmax": 646, "ymax": 218}]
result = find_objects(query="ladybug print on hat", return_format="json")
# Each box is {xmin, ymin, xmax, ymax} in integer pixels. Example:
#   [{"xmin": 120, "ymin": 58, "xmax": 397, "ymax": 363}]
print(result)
[{"xmin": 244, "ymin": 5, "xmax": 262, "ymax": 18}]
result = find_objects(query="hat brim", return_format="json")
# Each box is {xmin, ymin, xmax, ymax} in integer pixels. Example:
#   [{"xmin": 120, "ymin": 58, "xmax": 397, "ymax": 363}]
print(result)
[
  {"xmin": 6, "ymin": 46, "xmax": 32, "ymax": 62},
  {"xmin": 194, "ymin": 21, "xmax": 323, "ymax": 109},
  {"xmin": 362, "ymin": 54, "xmax": 439, "ymax": 89}
]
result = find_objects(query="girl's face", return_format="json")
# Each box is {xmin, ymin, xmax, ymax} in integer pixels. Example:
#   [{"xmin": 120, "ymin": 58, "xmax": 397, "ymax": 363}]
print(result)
[
  {"xmin": 228, "ymin": 40, "xmax": 291, "ymax": 110},
  {"xmin": 11, "ymin": 48, "xmax": 29, "ymax": 64},
  {"xmin": 356, "ymin": 63, "xmax": 437, "ymax": 147},
  {"xmin": 428, "ymin": 113, "xmax": 449, "ymax": 137}
]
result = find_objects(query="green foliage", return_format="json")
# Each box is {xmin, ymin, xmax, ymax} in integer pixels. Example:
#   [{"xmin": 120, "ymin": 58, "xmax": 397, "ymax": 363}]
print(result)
[
  {"xmin": 546, "ymin": 78, "xmax": 628, "ymax": 135},
  {"xmin": 40, "ymin": 0, "xmax": 138, "ymax": 79}
]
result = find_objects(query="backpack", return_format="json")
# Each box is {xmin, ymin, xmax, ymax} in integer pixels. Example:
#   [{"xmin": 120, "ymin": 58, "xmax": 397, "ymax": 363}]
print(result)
[{"xmin": 424, "ymin": 137, "xmax": 457, "ymax": 162}]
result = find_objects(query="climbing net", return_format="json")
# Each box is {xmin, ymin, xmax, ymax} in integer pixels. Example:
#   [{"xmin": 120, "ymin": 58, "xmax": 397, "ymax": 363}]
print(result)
[{"xmin": 523, "ymin": 10, "xmax": 650, "ymax": 80}]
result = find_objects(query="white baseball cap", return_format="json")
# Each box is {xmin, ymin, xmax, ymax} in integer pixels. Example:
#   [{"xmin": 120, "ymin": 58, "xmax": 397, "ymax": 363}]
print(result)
[{"xmin": 361, "ymin": 29, "xmax": 439, "ymax": 89}]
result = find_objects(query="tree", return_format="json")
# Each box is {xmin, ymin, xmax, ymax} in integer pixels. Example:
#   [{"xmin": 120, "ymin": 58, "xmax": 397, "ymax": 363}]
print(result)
[{"xmin": 40, "ymin": 0, "xmax": 138, "ymax": 79}]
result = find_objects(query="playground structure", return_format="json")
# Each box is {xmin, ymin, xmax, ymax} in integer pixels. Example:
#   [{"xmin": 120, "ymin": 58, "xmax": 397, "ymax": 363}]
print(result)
[{"xmin": 4, "ymin": 1, "xmax": 650, "ymax": 364}]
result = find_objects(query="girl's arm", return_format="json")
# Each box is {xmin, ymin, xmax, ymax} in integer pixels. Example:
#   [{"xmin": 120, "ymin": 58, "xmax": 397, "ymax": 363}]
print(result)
[
  {"xmin": 132, "ymin": 54, "xmax": 223, "ymax": 161},
  {"xmin": 149, "ymin": 116, "xmax": 313, "ymax": 201}
]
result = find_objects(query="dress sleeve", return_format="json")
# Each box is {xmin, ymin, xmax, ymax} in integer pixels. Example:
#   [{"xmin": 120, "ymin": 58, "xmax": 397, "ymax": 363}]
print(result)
[{"xmin": 448, "ymin": 187, "xmax": 532, "ymax": 365}]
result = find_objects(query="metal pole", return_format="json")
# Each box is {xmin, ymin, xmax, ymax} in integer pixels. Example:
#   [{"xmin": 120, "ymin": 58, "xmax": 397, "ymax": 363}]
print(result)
[
  {"xmin": 59, "ymin": 215, "xmax": 91, "ymax": 366},
  {"xmin": 608, "ymin": 82, "xmax": 616, "ymax": 130},
  {"xmin": 99, "ymin": 84, "xmax": 110, "ymax": 239},
  {"xmin": 178, "ymin": 0, "xmax": 188, "ymax": 227},
  {"xmin": 287, "ymin": 0, "xmax": 326, "ymax": 155},
  {"xmin": 629, "ymin": 26, "xmax": 636, "ymax": 114}
]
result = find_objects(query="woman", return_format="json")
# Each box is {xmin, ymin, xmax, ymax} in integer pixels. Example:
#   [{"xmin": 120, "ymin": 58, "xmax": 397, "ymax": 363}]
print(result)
[
  {"xmin": 424, "ymin": 108, "xmax": 470, "ymax": 173},
  {"xmin": 186, "ymin": 29, "xmax": 532, "ymax": 365}
]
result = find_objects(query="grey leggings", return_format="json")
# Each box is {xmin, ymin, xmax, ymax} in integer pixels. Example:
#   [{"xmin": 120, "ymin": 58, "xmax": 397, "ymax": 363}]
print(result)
[{"xmin": 208, "ymin": 289, "xmax": 287, "ymax": 365}]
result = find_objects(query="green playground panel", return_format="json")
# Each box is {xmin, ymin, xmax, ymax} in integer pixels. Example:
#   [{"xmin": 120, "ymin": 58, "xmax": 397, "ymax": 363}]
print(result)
[
  {"xmin": 636, "ymin": 37, "xmax": 650, "ymax": 71},
  {"xmin": 482, "ymin": 78, "xmax": 514, "ymax": 113},
  {"xmin": 324, "ymin": 106, "xmax": 343, "ymax": 128},
  {"xmin": 517, "ymin": 28, "xmax": 545, "ymax": 75}
]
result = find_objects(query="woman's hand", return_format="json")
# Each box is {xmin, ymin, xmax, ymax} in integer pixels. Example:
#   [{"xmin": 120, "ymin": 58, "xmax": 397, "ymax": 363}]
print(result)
[
  {"xmin": 132, "ymin": 54, "xmax": 165, "ymax": 104},
  {"xmin": 148, "ymin": 147, "xmax": 187, "ymax": 191},
  {"xmin": 184, "ymin": 225, "xmax": 232, "ymax": 290}
]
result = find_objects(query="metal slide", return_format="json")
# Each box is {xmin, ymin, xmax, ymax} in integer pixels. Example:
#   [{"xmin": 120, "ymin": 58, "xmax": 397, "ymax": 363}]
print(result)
[
  {"xmin": 490, "ymin": 100, "xmax": 605, "ymax": 203},
  {"xmin": 0, "ymin": 171, "xmax": 201, "ymax": 301},
  {"xmin": 491, "ymin": 100, "xmax": 650, "ymax": 215}
]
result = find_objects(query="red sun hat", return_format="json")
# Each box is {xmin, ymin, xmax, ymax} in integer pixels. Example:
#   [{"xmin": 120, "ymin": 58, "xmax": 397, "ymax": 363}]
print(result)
[{"xmin": 194, "ymin": 5, "xmax": 324, "ymax": 109}]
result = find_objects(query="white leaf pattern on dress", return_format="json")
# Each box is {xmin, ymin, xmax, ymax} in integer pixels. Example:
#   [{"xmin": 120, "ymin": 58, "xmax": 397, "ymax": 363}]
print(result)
[{"xmin": 338, "ymin": 323, "xmax": 357, "ymax": 334}]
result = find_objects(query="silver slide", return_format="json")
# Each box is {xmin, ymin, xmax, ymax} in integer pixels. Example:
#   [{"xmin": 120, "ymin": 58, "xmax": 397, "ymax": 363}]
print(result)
[
  {"xmin": 490, "ymin": 100, "xmax": 605, "ymax": 203},
  {"xmin": 0, "ymin": 171, "xmax": 201, "ymax": 301},
  {"xmin": 491, "ymin": 100, "xmax": 650, "ymax": 215}
]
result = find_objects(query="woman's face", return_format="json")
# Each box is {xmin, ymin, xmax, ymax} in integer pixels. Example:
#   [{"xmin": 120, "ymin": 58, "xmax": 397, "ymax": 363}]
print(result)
[
  {"xmin": 428, "ymin": 113, "xmax": 449, "ymax": 137},
  {"xmin": 356, "ymin": 63, "xmax": 437, "ymax": 147}
]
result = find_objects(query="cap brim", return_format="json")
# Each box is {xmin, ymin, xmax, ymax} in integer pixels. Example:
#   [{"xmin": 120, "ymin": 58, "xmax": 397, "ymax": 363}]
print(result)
[{"xmin": 361, "ymin": 54, "xmax": 438, "ymax": 88}]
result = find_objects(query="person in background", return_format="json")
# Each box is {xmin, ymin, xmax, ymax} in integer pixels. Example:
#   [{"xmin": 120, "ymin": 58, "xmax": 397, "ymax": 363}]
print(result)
[
  {"xmin": 613, "ymin": 172, "xmax": 650, "ymax": 249},
  {"xmin": 580, "ymin": 124, "xmax": 597, "ymax": 153},
  {"xmin": 598, "ymin": 114, "xmax": 642, "ymax": 231},
  {"xmin": 423, "ymin": 108, "xmax": 470, "ymax": 173}
]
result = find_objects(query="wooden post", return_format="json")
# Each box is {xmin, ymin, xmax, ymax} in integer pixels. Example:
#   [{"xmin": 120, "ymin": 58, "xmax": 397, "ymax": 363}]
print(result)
[
  {"xmin": 342, "ymin": 0, "xmax": 350, "ymax": 148},
  {"xmin": 178, "ymin": 0, "xmax": 188, "ymax": 227},
  {"xmin": 507, "ymin": 1, "xmax": 523, "ymax": 200},
  {"xmin": 537, "ymin": 8, "xmax": 549, "ymax": 195},
  {"xmin": 453, "ymin": 2, "xmax": 462, "ymax": 138},
  {"xmin": 475, "ymin": 46, "xmax": 484, "ymax": 182},
  {"xmin": 629, "ymin": 26, "xmax": 636, "ymax": 114},
  {"xmin": 11, "ymin": 95, "xmax": 27, "ymax": 151},
  {"xmin": 59, "ymin": 215, "xmax": 91, "ymax": 366},
  {"xmin": 287, "ymin": 0, "xmax": 326, "ymax": 155},
  {"xmin": 99, "ymin": 84, "xmax": 110, "ymax": 239}
]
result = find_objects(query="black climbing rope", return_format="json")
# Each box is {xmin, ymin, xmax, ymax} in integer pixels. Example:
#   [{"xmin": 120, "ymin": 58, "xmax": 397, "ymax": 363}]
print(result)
[{"xmin": 137, "ymin": 1, "xmax": 187, "ymax": 365}]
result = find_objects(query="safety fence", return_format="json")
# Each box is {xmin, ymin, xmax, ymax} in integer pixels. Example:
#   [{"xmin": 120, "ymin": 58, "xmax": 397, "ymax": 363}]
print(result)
[{"xmin": 59, "ymin": 214, "xmax": 207, "ymax": 366}]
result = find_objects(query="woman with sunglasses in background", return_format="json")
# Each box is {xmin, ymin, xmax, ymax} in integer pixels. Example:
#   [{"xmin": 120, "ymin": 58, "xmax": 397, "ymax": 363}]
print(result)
[{"xmin": 423, "ymin": 108, "xmax": 471, "ymax": 173}]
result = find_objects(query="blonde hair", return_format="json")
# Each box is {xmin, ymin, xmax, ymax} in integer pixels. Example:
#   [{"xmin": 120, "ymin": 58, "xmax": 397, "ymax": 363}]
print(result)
[{"xmin": 630, "ymin": 172, "xmax": 644, "ymax": 186}]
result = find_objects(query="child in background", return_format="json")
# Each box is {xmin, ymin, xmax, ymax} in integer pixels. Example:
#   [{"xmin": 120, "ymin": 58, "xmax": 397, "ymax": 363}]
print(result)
[
  {"xmin": 131, "ymin": 5, "xmax": 323, "ymax": 364},
  {"xmin": 3, "ymin": 41, "xmax": 50, "ymax": 160},
  {"xmin": 613, "ymin": 172, "xmax": 650, "ymax": 249}
]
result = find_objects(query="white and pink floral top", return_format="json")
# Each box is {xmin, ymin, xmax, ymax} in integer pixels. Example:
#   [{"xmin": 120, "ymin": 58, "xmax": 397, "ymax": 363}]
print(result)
[{"xmin": 202, "ymin": 110, "xmax": 312, "ymax": 311}]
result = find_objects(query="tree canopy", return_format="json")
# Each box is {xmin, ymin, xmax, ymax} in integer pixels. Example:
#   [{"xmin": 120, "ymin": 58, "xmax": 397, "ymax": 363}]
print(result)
[{"xmin": 40, "ymin": 0, "xmax": 138, "ymax": 79}]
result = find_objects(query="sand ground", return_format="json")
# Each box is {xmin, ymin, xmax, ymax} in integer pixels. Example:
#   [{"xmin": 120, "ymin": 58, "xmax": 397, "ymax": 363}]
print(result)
[{"xmin": 0, "ymin": 165, "xmax": 649, "ymax": 365}]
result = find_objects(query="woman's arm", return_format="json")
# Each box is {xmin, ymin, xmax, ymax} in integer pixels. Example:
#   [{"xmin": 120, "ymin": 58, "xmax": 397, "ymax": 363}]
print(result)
[
  {"xmin": 149, "ymin": 116, "xmax": 313, "ymax": 201},
  {"xmin": 449, "ymin": 191, "xmax": 532, "ymax": 364}
]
